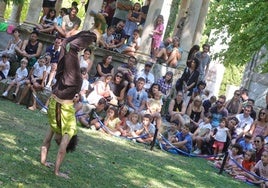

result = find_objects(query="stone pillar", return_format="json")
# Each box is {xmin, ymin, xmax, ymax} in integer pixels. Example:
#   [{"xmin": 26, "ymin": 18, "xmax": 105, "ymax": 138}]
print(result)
[
  {"xmin": 193, "ymin": 0, "xmax": 210, "ymax": 45},
  {"xmin": 55, "ymin": 0, "xmax": 63, "ymax": 16},
  {"xmin": 82, "ymin": 0, "xmax": 103, "ymax": 30},
  {"xmin": 139, "ymin": 0, "xmax": 172, "ymax": 56},
  {"xmin": 173, "ymin": 0, "xmax": 190, "ymax": 38},
  {"xmin": 179, "ymin": 0, "xmax": 203, "ymax": 66},
  {"xmin": 21, "ymin": 0, "xmax": 43, "ymax": 30},
  {"xmin": 0, "ymin": 1, "xmax": 7, "ymax": 22},
  {"xmin": 8, "ymin": 4, "xmax": 23, "ymax": 25}
]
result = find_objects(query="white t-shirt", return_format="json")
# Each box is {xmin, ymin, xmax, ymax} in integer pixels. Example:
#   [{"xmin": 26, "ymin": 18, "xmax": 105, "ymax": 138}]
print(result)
[
  {"xmin": 215, "ymin": 127, "xmax": 229, "ymax": 142},
  {"xmin": 126, "ymin": 120, "xmax": 140, "ymax": 132},
  {"xmin": 198, "ymin": 122, "xmax": 212, "ymax": 136},
  {"xmin": 235, "ymin": 113, "xmax": 254, "ymax": 135},
  {"xmin": 0, "ymin": 60, "xmax": 10, "ymax": 78},
  {"xmin": 16, "ymin": 67, "xmax": 28, "ymax": 80},
  {"xmin": 102, "ymin": 33, "xmax": 114, "ymax": 45},
  {"xmin": 81, "ymin": 78, "xmax": 89, "ymax": 91},
  {"xmin": 33, "ymin": 62, "xmax": 46, "ymax": 79}
]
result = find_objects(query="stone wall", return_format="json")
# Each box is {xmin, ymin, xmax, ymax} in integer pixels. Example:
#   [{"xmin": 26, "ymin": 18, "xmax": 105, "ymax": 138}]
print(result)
[{"xmin": 241, "ymin": 45, "xmax": 268, "ymax": 108}]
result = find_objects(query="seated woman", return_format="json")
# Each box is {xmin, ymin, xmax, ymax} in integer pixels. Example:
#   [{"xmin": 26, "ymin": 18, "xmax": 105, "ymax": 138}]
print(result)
[
  {"xmin": 156, "ymin": 36, "xmax": 182, "ymax": 67},
  {"xmin": 86, "ymin": 74, "xmax": 116, "ymax": 105},
  {"xmin": 79, "ymin": 48, "xmax": 93, "ymax": 74},
  {"xmin": 94, "ymin": 55, "xmax": 114, "ymax": 79},
  {"xmin": 36, "ymin": 8, "xmax": 57, "ymax": 34},
  {"xmin": 167, "ymin": 91, "xmax": 187, "ymax": 124},
  {"xmin": 186, "ymin": 96, "xmax": 205, "ymax": 133},
  {"xmin": 0, "ymin": 28, "xmax": 22, "ymax": 63},
  {"xmin": 109, "ymin": 71, "xmax": 128, "ymax": 105}
]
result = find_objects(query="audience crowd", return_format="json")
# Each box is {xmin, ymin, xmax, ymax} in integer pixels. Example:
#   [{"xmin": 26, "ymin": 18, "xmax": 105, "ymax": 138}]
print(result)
[{"xmin": 1, "ymin": 0, "xmax": 268, "ymax": 186}]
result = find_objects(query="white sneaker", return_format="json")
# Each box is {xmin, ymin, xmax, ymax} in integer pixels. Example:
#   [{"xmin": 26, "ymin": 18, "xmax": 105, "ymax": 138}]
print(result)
[
  {"xmin": 2, "ymin": 91, "xmax": 8, "ymax": 97},
  {"xmin": 193, "ymin": 148, "xmax": 201, "ymax": 154},
  {"xmin": 40, "ymin": 107, "xmax": 48, "ymax": 114},
  {"xmin": 45, "ymin": 85, "xmax": 52, "ymax": 91}
]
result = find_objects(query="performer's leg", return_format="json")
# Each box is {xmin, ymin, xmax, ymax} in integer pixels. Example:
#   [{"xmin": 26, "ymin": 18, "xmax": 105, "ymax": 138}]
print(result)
[
  {"xmin": 40, "ymin": 128, "xmax": 54, "ymax": 167},
  {"xmin": 54, "ymin": 133, "xmax": 71, "ymax": 179}
]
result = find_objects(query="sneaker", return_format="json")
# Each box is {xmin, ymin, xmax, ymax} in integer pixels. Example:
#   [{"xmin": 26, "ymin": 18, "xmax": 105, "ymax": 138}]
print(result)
[
  {"xmin": 45, "ymin": 85, "xmax": 52, "ymax": 91},
  {"xmin": 193, "ymin": 148, "xmax": 201, "ymax": 155},
  {"xmin": 40, "ymin": 107, "xmax": 48, "ymax": 114},
  {"xmin": 2, "ymin": 91, "xmax": 8, "ymax": 97},
  {"xmin": 12, "ymin": 92, "xmax": 16, "ymax": 98}
]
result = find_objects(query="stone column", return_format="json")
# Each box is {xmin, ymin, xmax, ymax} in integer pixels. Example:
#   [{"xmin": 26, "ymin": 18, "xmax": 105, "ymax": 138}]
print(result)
[
  {"xmin": 173, "ymin": 0, "xmax": 191, "ymax": 38},
  {"xmin": 0, "ymin": 1, "xmax": 7, "ymax": 22},
  {"xmin": 21, "ymin": 0, "xmax": 43, "ymax": 30},
  {"xmin": 193, "ymin": 0, "xmax": 210, "ymax": 45},
  {"xmin": 8, "ymin": 4, "xmax": 23, "ymax": 25},
  {"xmin": 138, "ymin": 0, "xmax": 172, "ymax": 56},
  {"xmin": 179, "ymin": 0, "xmax": 203, "ymax": 66},
  {"xmin": 82, "ymin": 0, "xmax": 103, "ymax": 30},
  {"xmin": 55, "ymin": 0, "xmax": 63, "ymax": 15}
]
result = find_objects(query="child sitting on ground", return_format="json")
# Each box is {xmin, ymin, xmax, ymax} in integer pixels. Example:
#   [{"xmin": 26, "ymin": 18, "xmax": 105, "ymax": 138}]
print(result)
[
  {"xmin": 103, "ymin": 106, "xmax": 122, "ymax": 136},
  {"xmin": 238, "ymin": 133, "xmax": 253, "ymax": 153},
  {"xmin": 165, "ymin": 123, "xmax": 192, "ymax": 154},
  {"xmin": 231, "ymin": 149, "xmax": 255, "ymax": 181},
  {"xmin": 126, "ymin": 112, "xmax": 141, "ymax": 138},
  {"xmin": 192, "ymin": 113, "xmax": 213, "ymax": 155},
  {"xmin": 134, "ymin": 114, "xmax": 156, "ymax": 144},
  {"xmin": 214, "ymin": 143, "xmax": 243, "ymax": 171},
  {"xmin": 78, "ymin": 98, "xmax": 107, "ymax": 129},
  {"xmin": 213, "ymin": 117, "xmax": 231, "ymax": 156},
  {"xmin": 2, "ymin": 58, "xmax": 28, "ymax": 98},
  {"xmin": 251, "ymin": 150, "xmax": 268, "ymax": 187}
]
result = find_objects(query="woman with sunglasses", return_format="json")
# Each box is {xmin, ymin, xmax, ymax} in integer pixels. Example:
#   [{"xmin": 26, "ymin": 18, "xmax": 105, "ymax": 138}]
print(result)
[
  {"xmin": 254, "ymin": 135, "xmax": 265, "ymax": 162},
  {"xmin": 109, "ymin": 71, "xmax": 127, "ymax": 105},
  {"xmin": 249, "ymin": 109, "xmax": 268, "ymax": 140}
]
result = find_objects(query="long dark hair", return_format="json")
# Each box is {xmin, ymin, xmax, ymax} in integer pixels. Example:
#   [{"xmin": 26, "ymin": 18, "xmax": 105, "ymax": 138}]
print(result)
[{"xmin": 66, "ymin": 135, "xmax": 78, "ymax": 153}]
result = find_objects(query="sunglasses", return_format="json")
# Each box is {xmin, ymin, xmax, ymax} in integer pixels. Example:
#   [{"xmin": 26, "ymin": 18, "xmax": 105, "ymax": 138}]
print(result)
[
  {"xmin": 235, "ymin": 93, "xmax": 240, "ymax": 96},
  {"xmin": 116, "ymin": 75, "xmax": 123, "ymax": 78},
  {"xmin": 217, "ymin": 100, "xmax": 224, "ymax": 104},
  {"xmin": 260, "ymin": 112, "xmax": 266, "ymax": 115},
  {"xmin": 254, "ymin": 140, "xmax": 261, "ymax": 143}
]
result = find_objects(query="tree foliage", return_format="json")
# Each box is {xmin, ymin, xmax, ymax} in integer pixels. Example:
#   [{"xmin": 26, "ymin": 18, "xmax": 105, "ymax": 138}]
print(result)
[
  {"xmin": 1, "ymin": 0, "xmax": 25, "ymax": 5},
  {"xmin": 206, "ymin": 0, "xmax": 268, "ymax": 69}
]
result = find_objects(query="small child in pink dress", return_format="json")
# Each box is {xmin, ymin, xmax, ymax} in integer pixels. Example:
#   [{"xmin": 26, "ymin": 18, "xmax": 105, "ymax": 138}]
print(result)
[{"xmin": 151, "ymin": 15, "xmax": 164, "ymax": 60}]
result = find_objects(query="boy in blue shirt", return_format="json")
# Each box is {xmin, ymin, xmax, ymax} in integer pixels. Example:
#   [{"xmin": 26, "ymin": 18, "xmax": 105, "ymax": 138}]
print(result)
[{"xmin": 167, "ymin": 124, "xmax": 192, "ymax": 153}]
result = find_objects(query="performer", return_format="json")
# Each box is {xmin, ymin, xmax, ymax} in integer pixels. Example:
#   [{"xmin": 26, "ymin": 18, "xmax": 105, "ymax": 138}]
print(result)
[{"xmin": 40, "ymin": 31, "xmax": 97, "ymax": 179}]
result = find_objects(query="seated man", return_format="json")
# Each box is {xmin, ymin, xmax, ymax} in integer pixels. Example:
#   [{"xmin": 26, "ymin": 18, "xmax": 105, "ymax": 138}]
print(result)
[
  {"xmin": 109, "ymin": 21, "xmax": 127, "ymax": 51},
  {"xmin": 54, "ymin": 7, "xmax": 81, "ymax": 38},
  {"xmin": 15, "ymin": 31, "xmax": 43, "ymax": 69},
  {"xmin": 136, "ymin": 61, "xmax": 154, "ymax": 91},
  {"xmin": 127, "ymin": 77, "xmax": 148, "ymax": 113},
  {"xmin": 156, "ymin": 36, "xmax": 182, "ymax": 67}
]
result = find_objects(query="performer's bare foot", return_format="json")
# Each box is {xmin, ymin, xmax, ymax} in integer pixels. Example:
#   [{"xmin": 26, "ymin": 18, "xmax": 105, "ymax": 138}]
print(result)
[
  {"xmin": 55, "ymin": 172, "xmax": 70, "ymax": 179},
  {"xmin": 41, "ymin": 161, "xmax": 54, "ymax": 168}
]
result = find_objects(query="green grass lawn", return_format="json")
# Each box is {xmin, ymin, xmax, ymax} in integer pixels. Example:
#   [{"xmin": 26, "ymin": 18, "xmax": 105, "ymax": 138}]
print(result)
[{"xmin": 0, "ymin": 98, "xmax": 251, "ymax": 188}]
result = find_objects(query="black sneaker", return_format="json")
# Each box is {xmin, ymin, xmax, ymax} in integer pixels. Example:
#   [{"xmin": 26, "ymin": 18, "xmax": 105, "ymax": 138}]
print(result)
[{"xmin": 12, "ymin": 93, "xmax": 16, "ymax": 99}]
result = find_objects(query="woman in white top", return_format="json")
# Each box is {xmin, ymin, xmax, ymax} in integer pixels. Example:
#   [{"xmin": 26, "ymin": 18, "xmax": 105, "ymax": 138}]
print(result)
[
  {"xmin": 79, "ymin": 48, "xmax": 93, "ymax": 74},
  {"xmin": 1, "ymin": 28, "xmax": 22, "ymax": 59}
]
